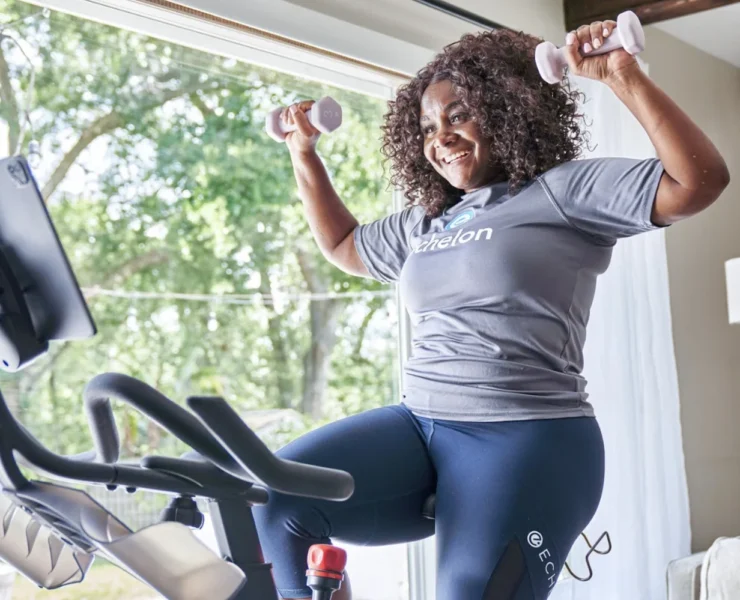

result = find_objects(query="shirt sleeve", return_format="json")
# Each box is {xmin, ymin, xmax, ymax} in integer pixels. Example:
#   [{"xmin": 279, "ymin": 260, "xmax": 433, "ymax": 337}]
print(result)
[
  {"xmin": 353, "ymin": 206, "xmax": 421, "ymax": 283},
  {"xmin": 538, "ymin": 157, "xmax": 667, "ymax": 243}
]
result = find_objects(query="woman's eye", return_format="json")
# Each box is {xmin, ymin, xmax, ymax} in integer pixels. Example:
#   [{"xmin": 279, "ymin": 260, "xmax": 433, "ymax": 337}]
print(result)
[{"xmin": 450, "ymin": 113, "xmax": 467, "ymax": 123}]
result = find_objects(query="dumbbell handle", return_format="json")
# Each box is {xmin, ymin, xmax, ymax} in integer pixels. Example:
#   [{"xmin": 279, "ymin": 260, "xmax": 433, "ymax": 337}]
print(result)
[
  {"xmin": 265, "ymin": 96, "xmax": 342, "ymax": 143},
  {"xmin": 540, "ymin": 32, "xmax": 625, "ymax": 75},
  {"xmin": 578, "ymin": 31, "xmax": 625, "ymax": 58},
  {"xmin": 535, "ymin": 10, "xmax": 645, "ymax": 84}
]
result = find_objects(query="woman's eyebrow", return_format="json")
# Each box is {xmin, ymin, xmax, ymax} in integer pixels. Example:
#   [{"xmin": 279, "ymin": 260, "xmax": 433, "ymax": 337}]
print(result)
[{"xmin": 420, "ymin": 100, "xmax": 463, "ymax": 123}]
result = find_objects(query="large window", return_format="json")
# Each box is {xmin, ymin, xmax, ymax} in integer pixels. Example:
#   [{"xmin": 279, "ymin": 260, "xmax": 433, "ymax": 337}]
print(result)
[{"xmin": 0, "ymin": 1, "xmax": 410, "ymax": 597}]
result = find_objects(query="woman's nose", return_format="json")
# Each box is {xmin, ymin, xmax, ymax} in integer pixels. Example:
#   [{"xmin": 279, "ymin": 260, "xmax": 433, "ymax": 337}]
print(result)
[{"xmin": 433, "ymin": 124, "xmax": 458, "ymax": 147}]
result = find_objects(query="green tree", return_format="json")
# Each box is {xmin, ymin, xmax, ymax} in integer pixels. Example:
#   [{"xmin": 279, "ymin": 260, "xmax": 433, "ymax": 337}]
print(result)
[{"xmin": 0, "ymin": 0, "xmax": 400, "ymax": 458}]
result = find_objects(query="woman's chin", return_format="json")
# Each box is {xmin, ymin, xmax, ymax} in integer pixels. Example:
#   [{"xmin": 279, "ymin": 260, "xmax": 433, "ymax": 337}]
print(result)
[
  {"xmin": 445, "ymin": 169, "xmax": 485, "ymax": 192},
  {"xmin": 453, "ymin": 178, "xmax": 477, "ymax": 192},
  {"xmin": 443, "ymin": 173, "xmax": 471, "ymax": 190},
  {"xmin": 439, "ymin": 170, "xmax": 484, "ymax": 192}
]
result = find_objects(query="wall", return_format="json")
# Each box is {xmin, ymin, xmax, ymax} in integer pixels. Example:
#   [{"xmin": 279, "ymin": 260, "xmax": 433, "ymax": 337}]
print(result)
[{"xmin": 642, "ymin": 28, "xmax": 740, "ymax": 552}]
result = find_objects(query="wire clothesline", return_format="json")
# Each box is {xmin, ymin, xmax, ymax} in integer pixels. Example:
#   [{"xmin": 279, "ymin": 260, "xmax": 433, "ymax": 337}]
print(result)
[{"xmin": 81, "ymin": 286, "xmax": 394, "ymax": 304}]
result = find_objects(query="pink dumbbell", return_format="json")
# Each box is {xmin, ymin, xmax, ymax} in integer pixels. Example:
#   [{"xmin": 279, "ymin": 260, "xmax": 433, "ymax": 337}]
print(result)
[
  {"xmin": 535, "ymin": 10, "xmax": 646, "ymax": 84},
  {"xmin": 265, "ymin": 96, "xmax": 343, "ymax": 143}
]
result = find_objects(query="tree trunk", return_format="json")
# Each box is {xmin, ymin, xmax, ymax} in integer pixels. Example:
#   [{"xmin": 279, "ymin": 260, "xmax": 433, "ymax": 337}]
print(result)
[
  {"xmin": 260, "ymin": 267, "xmax": 295, "ymax": 409},
  {"xmin": 302, "ymin": 297, "xmax": 342, "ymax": 419},
  {"xmin": 353, "ymin": 300, "xmax": 382, "ymax": 360},
  {"xmin": 295, "ymin": 247, "xmax": 344, "ymax": 419},
  {"xmin": 0, "ymin": 38, "xmax": 21, "ymax": 154},
  {"xmin": 3, "ymin": 379, "xmax": 20, "ymax": 417}
]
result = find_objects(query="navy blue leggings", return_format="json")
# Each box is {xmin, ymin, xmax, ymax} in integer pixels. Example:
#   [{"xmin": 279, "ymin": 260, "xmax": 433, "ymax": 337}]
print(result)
[{"xmin": 252, "ymin": 404, "xmax": 605, "ymax": 599}]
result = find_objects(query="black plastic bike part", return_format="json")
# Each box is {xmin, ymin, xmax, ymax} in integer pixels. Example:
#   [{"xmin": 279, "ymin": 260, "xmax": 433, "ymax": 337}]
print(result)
[
  {"xmin": 83, "ymin": 373, "xmax": 237, "ymax": 468},
  {"xmin": 83, "ymin": 374, "xmax": 354, "ymax": 501},
  {"xmin": 208, "ymin": 497, "xmax": 280, "ymax": 600},
  {"xmin": 0, "ymin": 155, "xmax": 95, "ymax": 372},
  {"xmin": 161, "ymin": 496, "xmax": 205, "ymax": 529},
  {"xmin": 0, "ymin": 247, "xmax": 47, "ymax": 371},
  {"xmin": 308, "ymin": 575, "xmax": 342, "ymax": 600},
  {"xmin": 140, "ymin": 456, "xmax": 269, "ymax": 503},
  {"xmin": 187, "ymin": 395, "xmax": 355, "ymax": 500},
  {"xmin": 0, "ymin": 387, "xmax": 252, "ymax": 497}
]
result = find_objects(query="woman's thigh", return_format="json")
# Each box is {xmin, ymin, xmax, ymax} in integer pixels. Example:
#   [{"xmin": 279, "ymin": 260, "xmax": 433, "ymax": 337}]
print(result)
[
  {"xmin": 427, "ymin": 416, "xmax": 605, "ymax": 600},
  {"xmin": 275, "ymin": 403, "xmax": 437, "ymax": 544}
]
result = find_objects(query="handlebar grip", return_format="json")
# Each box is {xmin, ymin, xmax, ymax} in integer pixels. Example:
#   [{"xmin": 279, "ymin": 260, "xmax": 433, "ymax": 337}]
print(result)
[
  {"xmin": 84, "ymin": 386, "xmax": 120, "ymax": 463},
  {"xmin": 187, "ymin": 396, "xmax": 355, "ymax": 501},
  {"xmin": 82, "ymin": 373, "xmax": 238, "ymax": 472}
]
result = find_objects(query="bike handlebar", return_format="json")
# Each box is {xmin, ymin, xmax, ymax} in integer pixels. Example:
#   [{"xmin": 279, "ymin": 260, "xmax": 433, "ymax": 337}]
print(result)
[
  {"xmin": 83, "ymin": 373, "xmax": 238, "ymax": 468},
  {"xmin": 188, "ymin": 396, "xmax": 354, "ymax": 501},
  {"xmin": 83, "ymin": 373, "xmax": 354, "ymax": 501}
]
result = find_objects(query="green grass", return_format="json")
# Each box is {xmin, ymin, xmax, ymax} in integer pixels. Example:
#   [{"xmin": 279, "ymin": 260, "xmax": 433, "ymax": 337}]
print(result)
[{"xmin": 11, "ymin": 562, "xmax": 158, "ymax": 599}]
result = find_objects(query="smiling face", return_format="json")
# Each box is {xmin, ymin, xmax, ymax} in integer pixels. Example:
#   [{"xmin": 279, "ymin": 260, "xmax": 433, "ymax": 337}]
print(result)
[{"xmin": 420, "ymin": 79, "xmax": 503, "ymax": 193}]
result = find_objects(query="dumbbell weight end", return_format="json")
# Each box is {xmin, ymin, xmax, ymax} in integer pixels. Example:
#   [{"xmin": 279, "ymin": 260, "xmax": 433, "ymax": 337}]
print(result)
[{"xmin": 266, "ymin": 96, "xmax": 343, "ymax": 143}]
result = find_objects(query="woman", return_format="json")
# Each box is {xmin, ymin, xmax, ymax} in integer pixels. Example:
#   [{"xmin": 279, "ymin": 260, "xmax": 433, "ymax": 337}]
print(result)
[{"xmin": 254, "ymin": 19, "xmax": 730, "ymax": 600}]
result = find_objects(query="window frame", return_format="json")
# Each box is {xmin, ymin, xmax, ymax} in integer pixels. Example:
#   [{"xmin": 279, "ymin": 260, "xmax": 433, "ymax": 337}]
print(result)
[{"xmin": 23, "ymin": 0, "xmax": 428, "ymax": 97}]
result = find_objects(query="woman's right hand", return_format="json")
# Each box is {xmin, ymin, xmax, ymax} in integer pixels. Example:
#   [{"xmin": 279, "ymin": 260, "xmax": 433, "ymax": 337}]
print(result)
[{"xmin": 282, "ymin": 100, "xmax": 322, "ymax": 155}]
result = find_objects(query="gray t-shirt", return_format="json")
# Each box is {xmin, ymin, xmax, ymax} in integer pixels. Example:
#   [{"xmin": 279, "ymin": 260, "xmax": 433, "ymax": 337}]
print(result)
[{"xmin": 354, "ymin": 157, "xmax": 666, "ymax": 421}]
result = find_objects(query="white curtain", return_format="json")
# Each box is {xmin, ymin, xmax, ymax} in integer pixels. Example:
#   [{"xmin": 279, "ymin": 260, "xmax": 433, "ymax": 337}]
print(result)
[{"xmin": 552, "ymin": 67, "xmax": 692, "ymax": 600}]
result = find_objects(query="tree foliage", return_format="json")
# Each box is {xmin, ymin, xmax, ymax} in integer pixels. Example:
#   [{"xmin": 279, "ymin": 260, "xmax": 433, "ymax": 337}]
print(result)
[{"xmin": 0, "ymin": 0, "xmax": 400, "ymax": 458}]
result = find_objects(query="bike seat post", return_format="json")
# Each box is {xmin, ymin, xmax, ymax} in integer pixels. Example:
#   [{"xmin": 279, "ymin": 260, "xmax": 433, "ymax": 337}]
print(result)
[{"xmin": 306, "ymin": 544, "xmax": 347, "ymax": 600}]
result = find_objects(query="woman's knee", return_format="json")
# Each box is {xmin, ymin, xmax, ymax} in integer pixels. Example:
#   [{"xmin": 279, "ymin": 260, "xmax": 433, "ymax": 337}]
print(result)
[{"xmin": 253, "ymin": 491, "xmax": 330, "ymax": 544}]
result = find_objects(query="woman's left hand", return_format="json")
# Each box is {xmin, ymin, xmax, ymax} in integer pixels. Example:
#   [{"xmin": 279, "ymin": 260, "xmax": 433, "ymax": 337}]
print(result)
[{"xmin": 562, "ymin": 20, "xmax": 639, "ymax": 84}]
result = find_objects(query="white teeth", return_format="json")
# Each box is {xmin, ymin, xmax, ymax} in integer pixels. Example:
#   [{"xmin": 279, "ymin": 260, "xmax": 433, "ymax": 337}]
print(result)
[{"xmin": 443, "ymin": 151, "xmax": 470, "ymax": 164}]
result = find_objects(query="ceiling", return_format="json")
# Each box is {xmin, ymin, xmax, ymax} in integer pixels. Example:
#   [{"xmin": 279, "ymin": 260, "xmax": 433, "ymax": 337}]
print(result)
[
  {"xmin": 652, "ymin": 3, "xmax": 740, "ymax": 68},
  {"xmin": 288, "ymin": 0, "xmax": 740, "ymax": 69}
]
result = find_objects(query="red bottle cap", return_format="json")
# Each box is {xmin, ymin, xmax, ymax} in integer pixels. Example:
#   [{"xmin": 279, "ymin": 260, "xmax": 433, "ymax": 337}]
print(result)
[{"xmin": 307, "ymin": 544, "xmax": 347, "ymax": 574}]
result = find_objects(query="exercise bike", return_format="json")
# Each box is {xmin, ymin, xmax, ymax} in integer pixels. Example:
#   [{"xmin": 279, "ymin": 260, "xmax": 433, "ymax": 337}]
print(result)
[{"xmin": 0, "ymin": 154, "xmax": 353, "ymax": 599}]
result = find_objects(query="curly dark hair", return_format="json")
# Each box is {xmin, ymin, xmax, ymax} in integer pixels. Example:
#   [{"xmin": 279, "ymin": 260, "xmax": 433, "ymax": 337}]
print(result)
[{"xmin": 381, "ymin": 29, "xmax": 588, "ymax": 217}]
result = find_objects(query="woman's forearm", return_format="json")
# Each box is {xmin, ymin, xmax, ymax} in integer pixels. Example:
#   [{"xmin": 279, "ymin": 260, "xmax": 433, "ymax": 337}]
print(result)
[
  {"xmin": 291, "ymin": 149, "xmax": 359, "ymax": 259},
  {"xmin": 607, "ymin": 65, "xmax": 730, "ymax": 210}
]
